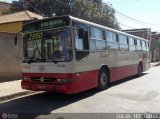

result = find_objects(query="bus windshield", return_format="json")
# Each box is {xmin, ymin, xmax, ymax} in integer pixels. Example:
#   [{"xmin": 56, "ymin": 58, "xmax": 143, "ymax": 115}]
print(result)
[{"xmin": 23, "ymin": 28, "xmax": 72, "ymax": 63}]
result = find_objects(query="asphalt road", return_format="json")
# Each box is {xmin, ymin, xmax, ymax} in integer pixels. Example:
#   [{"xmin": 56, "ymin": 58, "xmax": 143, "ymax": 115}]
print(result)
[{"xmin": 0, "ymin": 66, "xmax": 160, "ymax": 118}]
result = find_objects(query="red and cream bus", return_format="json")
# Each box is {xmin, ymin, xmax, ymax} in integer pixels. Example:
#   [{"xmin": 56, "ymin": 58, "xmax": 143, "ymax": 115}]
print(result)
[{"xmin": 21, "ymin": 16, "xmax": 150, "ymax": 94}]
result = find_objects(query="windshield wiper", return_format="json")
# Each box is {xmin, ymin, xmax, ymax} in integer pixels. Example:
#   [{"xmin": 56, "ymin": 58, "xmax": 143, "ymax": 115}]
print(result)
[{"xmin": 28, "ymin": 42, "xmax": 42, "ymax": 64}]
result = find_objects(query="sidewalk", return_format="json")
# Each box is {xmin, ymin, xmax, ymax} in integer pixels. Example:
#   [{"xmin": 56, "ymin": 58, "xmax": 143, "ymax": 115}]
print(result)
[
  {"xmin": 150, "ymin": 61, "xmax": 160, "ymax": 67},
  {"xmin": 0, "ymin": 80, "xmax": 35, "ymax": 102}
]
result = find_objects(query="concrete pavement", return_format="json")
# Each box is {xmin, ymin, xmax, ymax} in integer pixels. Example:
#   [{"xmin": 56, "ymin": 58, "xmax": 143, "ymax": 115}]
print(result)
[
  {"xmin": 0, "ymin": 80, "xmax": 35, "ymax": 102},
  {"xmin": 0, "ymin": 62, "xmax": 159, "ymax": 103}
]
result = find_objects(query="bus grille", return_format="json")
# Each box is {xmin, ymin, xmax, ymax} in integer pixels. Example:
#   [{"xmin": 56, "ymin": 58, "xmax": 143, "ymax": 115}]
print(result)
[{"xmin": 31, "ymin": 77, "xmax": 56, "ymax": 83}]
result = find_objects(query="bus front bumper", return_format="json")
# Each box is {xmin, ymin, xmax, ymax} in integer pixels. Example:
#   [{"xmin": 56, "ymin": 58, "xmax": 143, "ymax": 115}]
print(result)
[{"xmin": 21, "ymin": 81, "xmax": 71, "ymax": 94}]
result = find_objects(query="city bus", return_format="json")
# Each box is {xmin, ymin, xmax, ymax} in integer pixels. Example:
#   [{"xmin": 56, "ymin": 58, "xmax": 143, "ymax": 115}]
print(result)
[{"xmin": 21, "ymin": 15, "xmax": 150, "ymax": 94}]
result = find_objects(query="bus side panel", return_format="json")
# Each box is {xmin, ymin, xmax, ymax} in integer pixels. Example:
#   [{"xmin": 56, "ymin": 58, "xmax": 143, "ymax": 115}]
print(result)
[
  {"xmin": 110, "ymin": 64, "xmax": 138, "ymax": 82},
  {"xmin": 71, "ymin": 70, "xmax": 99, "ymax": 93}
]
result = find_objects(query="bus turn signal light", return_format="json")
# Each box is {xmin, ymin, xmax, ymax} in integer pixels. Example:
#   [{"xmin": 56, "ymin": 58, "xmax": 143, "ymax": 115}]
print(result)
[
  {"xmin": 23, "ymin": 76, "xmax": 31, "ymax": 80},
  {"xmin": 57, "ymin": 78, "xmax": 73, "ymax": 84}
]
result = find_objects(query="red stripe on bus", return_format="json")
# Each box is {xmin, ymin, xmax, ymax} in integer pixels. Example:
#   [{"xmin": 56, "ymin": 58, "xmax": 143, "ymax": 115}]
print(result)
[{"xmin": 110, "ymin": 64, "xmax": 138, "ymax": 82}]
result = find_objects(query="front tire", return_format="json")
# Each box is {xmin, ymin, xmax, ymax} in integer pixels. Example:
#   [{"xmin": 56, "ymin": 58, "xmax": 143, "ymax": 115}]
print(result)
[{"xmin": 98, "ymin": 68, "xmax": 109, "ymax": 90}]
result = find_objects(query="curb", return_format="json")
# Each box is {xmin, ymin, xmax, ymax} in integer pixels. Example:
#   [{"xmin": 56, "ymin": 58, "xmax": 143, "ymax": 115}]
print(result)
[{"xmin": 0, "ymin": 91, "xmax": 35, "ymax": 103}]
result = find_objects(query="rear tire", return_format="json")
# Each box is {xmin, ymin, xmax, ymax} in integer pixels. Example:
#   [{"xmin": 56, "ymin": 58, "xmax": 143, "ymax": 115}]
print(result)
[
  {"xmin": 98, "ymin": 68, "xmax": 109, "ymax": 90},
  {"xmin": 137, "ymin": 64, "xmax": 143, "ymax": 77}
]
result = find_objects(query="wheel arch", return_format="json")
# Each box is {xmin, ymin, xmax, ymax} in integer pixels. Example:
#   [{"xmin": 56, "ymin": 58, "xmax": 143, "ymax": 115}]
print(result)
[{"xmin": 99, "ymin": 64, "xmax": 110, "ymax": 82}]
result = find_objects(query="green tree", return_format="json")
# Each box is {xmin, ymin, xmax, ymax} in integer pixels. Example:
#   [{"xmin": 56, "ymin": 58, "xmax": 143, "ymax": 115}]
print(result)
[{"xmin": 9, "ymin": 0, "xmax": 120, "ymax": 29}]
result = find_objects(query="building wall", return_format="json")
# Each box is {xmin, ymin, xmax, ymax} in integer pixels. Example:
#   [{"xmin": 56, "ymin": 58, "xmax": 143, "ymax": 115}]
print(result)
[
  {"xmin": 0, "ymin": 32, "xmax": 22, "ymax": 82},
  {"xmin": 151, "ymin": 33, "xmax": 160, "ymax": 62},
  {"xmin": 0, "ymin": 21, "xmax": 23, "ymax": 33},
  {"xmin": 122, "ymin": 28, "xmax": 152, "ymax": 41}
]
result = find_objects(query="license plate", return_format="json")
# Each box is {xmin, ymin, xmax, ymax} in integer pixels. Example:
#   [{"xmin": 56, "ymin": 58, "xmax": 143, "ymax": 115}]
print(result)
[{"xmin": 37, "ymin": 85, "xmax": 46, "ymax": 89}]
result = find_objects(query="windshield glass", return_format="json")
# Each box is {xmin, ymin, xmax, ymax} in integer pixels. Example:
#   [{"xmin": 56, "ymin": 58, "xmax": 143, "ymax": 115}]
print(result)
[{"xmin": 23, "ymin": 28, "xmax": 72, "ymax": 63}]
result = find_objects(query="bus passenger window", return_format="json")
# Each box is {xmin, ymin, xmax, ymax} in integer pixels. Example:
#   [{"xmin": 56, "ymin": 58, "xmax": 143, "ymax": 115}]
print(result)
[
  {"xmin": 112, "ymin": 33, "xmax": 117, "ymax": 42},
  {"xmin": 73, "ymin": 22, "xmax": 89, "ymax": 60},
  {"xmin": 119, "ymin": 34, "xmax": 124, "ymax": 44},
  {"xmin": 106, "ymin": 31, "xmax": 112, "ymax": 42},
  {"xmin": 129, "ymin": 37, "xmax": 134, "ymax": 45},
  {"xmin": 137, "ymin": 39, "xmax": 141, "ymax": 46},
  {"xmin": 123, "ymin": 36, "xmax": 128, "ymax": 44},
  {"xmin": 136, "ymin": 39, "xmax": 142, "ymax": 52},
  {"xmin": 90, "ymin": 27, "xmax": 105, "ymax": 50},
  {"xmin": 119, "ymin": 34, "xmax": 129, "ymax": 51},
  {"xmin": 106, "ymin": 31, "xmax": 119, "ymax": 51},
  {"xmin": 129, "ymin": 37, "xmax": 136, "ymax": 52}
]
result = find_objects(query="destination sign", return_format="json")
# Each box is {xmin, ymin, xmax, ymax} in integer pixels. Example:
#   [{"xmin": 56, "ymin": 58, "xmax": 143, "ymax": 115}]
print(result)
[
  {"xmin": 23, "ymin": 16, "xmax": 70, "ymax": 33},
  {"xmin": 40, "ymin": 19, "xmax": 64, "ymax": 29}
]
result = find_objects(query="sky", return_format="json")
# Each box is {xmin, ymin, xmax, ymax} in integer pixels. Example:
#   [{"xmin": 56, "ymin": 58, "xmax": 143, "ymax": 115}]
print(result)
[
  {"xmin": 104, "ymin": 0, "xmax": 160, "ymax": 32},
  {"xmin": 1, "ymin": 0, "xmax": 160, "ymax": 32},
  {"xmin": 0, "ymin": 0, "xmax": 14, "ymax": 3}
]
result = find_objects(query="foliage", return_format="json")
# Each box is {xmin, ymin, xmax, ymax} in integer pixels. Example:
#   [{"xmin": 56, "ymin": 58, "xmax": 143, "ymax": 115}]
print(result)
[{"xmin": 9, "ymin": 0, "xmax": 120, "ymax": 29}]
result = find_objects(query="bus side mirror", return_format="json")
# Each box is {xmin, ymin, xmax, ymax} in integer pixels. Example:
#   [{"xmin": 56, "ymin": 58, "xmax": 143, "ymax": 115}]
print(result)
[{"xmin": 14, "ymin": 35, "xmax": 17, "ymax": 45}]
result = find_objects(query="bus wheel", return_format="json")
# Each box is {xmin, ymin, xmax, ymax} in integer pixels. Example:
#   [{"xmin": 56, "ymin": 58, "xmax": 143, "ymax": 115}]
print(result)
[
  {"xmin": 98, "ymin": 68, "xmax": 109, "ymax": 90},
  {"xmin": 137, "ymin": 64, "xmax": 142, "ymax": 77}
]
